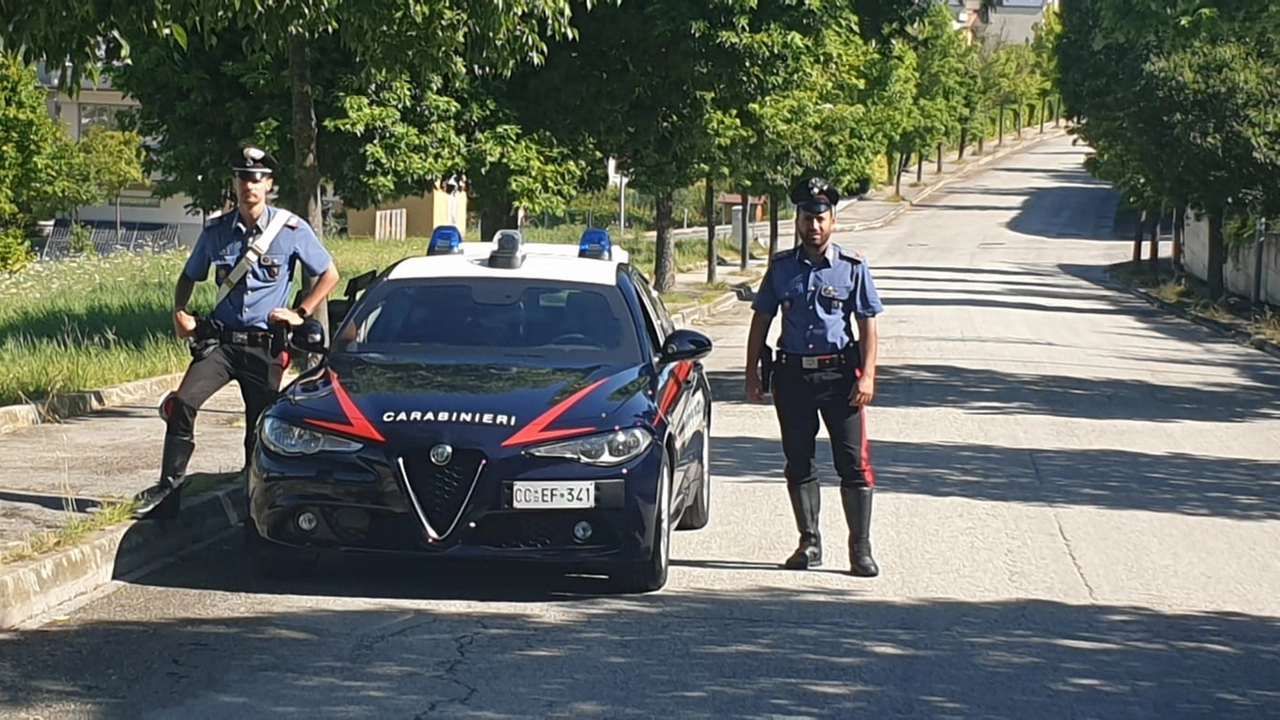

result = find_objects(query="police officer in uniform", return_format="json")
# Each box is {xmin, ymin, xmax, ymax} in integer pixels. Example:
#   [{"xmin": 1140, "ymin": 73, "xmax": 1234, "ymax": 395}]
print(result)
[
  {"xmin": 132, "ymin": 147, "xmax": 341, "ymax": 519},
  {"xmin": 745, "ymin": 175, "xmax": 884, "ymax": 577}
]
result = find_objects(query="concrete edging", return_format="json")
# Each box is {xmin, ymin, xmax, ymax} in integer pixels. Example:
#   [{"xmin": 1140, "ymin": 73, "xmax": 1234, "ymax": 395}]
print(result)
[
  {"xmin": 0, "ymin": 373, "xmax": 185, "ymax": 436},
  {"xmin": 1103, "ymin": 268, "xmax": 1280, "ymax": 363},
  {"xmin": 0, "ymin": 483, "xmax": 245, "ymax": 630}
]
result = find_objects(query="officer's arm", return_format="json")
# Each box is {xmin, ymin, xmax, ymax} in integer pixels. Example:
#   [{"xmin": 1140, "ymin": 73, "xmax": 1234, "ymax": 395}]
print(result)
[
  {"xmin": 853, "ymin": 263, "xmax": 885, "ymax": 380},
  {"xmin": 175, "ymin": 229, "xmax": 212, "ymax": 313},
  {"xmin": 296, "ymin": 261, "xmax": 340, "ymax": 317},
  {"xmin": 293, "ymin": 226, "xmax": 341, "ymax": 317},
  {"xmin": 856, "ymin": 316, "xmax": 878, "ymax": 379},
  {"xmin": 746, "ymin": 267, "xmax": 780, "ymax": 371},
  {"xmin": 746, "ymin": 312, "xmax": 773, "ymax": 372}
]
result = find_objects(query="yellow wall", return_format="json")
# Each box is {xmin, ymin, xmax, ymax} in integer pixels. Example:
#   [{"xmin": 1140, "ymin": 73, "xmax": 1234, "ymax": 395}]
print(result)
[{"xmin": 346, "ymin": 187, "xmax": 469, "ymax": 240}]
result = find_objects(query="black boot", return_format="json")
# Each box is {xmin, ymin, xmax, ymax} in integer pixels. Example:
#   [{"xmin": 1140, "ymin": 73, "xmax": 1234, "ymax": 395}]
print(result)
[
  {"xmin": 132, "ymin": 435, "xmax": 195, "ymax": 520},
  {"xmin": 841, "ymin": 485, "xmax": 879, "ymax": 577},
  {"xmin": 783, "ymin": 482, "xmax": 823, "ymax": 570}
]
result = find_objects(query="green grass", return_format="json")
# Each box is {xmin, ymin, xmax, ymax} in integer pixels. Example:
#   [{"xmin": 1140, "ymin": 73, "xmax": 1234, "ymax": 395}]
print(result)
[{"xmin": 0, "ymin": 225, "xmax": 744, "ymax": 406}]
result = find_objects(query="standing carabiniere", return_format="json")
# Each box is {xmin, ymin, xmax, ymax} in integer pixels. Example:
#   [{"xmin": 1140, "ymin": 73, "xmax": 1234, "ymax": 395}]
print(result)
[{"xmin": 744, "ymin": 175, "xmax": 884, "ymax": 577}]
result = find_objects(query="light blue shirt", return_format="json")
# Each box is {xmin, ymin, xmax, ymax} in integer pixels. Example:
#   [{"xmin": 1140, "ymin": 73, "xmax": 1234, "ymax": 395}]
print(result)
[
  {"xmin": 183, "ymin": 206, "xmax": 333, "ymax": 331},
  {"xmin": 751, "ymin": 243, "xmax": 884, "ymax": 354}
]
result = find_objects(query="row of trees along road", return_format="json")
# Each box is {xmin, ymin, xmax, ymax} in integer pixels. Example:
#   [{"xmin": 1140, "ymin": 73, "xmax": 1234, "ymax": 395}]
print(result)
[
  {"xmin": 2, "ymin": 1, "xmax": 1059, "ymax": 290},
  {"xmin": 1054, "ymin": 0, "xmax": 1280, "ymax": 300}
]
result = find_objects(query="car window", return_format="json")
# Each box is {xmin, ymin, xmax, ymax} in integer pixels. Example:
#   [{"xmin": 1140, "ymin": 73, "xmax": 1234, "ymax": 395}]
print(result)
[
  {"xmin": 631, "ymin": 269, "xmax": 676, "ymax": 339},
  {"xmin": 334, "ymin": 278, "xmax": 644, "ymax": 364}
]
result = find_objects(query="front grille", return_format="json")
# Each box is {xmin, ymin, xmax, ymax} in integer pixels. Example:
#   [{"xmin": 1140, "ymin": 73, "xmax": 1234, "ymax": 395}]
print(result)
[{"xmin": 397, "ymin": 448, "xmax": 486, "ymax": 541}]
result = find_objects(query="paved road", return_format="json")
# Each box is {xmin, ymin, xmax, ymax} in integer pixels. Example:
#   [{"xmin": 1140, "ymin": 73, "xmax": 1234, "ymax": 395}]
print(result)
[{"xmin": 3, "ymin": 137, "xmax": 1279, "ymax": 719}]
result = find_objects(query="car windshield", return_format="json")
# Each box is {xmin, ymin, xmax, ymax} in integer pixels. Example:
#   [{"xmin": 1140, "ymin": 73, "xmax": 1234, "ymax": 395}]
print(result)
[{"xmin": 333, "ymin": 277, "xmax": 643, "ymax": 363}]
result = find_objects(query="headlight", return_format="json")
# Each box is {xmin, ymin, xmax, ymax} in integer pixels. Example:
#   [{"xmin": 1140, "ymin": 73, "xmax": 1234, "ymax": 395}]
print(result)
[
  {"xmin": 525, "ymin": 427, "xmax": 653, "ymax": 466},
  {"xmin": 261, "ymin": 417, "xmax": 364, "ymax": 456}
]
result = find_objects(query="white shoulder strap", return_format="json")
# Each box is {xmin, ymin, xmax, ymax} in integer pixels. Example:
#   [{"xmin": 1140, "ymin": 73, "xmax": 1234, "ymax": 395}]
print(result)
[{"xmin": 216, "ymin": 209, "xmax": 293, "ymax": 305}]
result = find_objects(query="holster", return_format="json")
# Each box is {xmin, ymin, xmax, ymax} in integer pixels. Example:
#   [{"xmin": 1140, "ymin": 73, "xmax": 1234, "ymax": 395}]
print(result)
[
  {"xmin": 759, "ymin": 344, "xmax": 774, "ymax": 393},
  {"xmin": 269, "ymin": 323, "xmax": 289, "ymax": 358},
  {"xmin": 188, "ymin": 316, "xmax": 222, "ymax": 361}
]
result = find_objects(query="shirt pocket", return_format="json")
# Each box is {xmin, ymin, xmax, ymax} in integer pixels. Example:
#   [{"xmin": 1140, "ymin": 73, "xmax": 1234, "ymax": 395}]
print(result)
[
  {"xmin": 215, "ymin": 253, "xmax": 240, "ymax": 286},
  {"xmin": 255, "ymin": 254, "xmax": 287, "ymax": 283},
  {"xmin": 816, "ymin": 276, "xmax": 856, "ymax": 315}
]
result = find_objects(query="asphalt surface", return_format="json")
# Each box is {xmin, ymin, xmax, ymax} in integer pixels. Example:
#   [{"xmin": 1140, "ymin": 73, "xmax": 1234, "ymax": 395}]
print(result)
[{"xmin": 3, "ymin": 136, "xmax": 1279, "ymax": 719}]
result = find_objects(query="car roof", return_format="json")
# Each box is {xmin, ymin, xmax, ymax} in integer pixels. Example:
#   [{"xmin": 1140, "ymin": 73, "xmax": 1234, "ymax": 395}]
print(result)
[{"xmin": 384, "ymin": 241, "xmax": 632, "ymax": 287}]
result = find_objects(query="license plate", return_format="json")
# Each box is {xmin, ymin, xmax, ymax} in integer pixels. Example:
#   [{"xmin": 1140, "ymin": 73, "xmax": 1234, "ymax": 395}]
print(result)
[{"xmin": 512, "ymin": 481, "xmax": 595, "ymax": 509}]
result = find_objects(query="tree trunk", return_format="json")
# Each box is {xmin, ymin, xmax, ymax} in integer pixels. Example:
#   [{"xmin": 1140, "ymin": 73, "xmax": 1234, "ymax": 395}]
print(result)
[
  {"xmin": 998, "ymin": 107, "xmax": 1005, "ymax": 144},
  {"xmin": 1040, "ymin": 96, "xmax": 1047, "ymax": 133},
  {"xmin": 958, "ymin": 126, "xmax": 968, "ymax": 160},
  {"xmin": 704, "ymin": 176, "xmax": 716, "ymax": 284},
  {"xmin": 478, "ymin": 204, "xmax": 520, "ymax": 242},
  {"xmin": 1132, "ymin": 208, "xmax": 1146, "ymax": 264},
  {"xmin": 1172, "ymin": 203, "xmax": 1186, "ymax": 277},
  {"xmin": 885, "ymin": 150, "xmax": 895, "ymax": 186},
  {"xmin": 768, "ymin": 191, "xmax": 779, "ymax": 257},
  {"xmin": 936, "ymin": 143, "xmax": 943, "ymax": 174},
  {"xmin": 288, "ymin": 34, "xmax": 328, "ymax": 344},
  {"xmin": 653, "ymin": 191, "xmax": 677, "ymax": 293},
  {"xmin": 739, "ymin": 191, "xmax": 750, "ymax": 271},
  {"xmin": 1147, "ymin": 205, "xmax": 1161, "ymax": 265},
  {"xmin": 915, "ymin": 152, "xmax": 923, "ymax": 183},
  {"xmin": 1207, "ymin": 205, "xmax": 1226, "ymax": 300},
  {"xmin": 894, "ymin": 155, "xmax": 904, "ymax": 198}
]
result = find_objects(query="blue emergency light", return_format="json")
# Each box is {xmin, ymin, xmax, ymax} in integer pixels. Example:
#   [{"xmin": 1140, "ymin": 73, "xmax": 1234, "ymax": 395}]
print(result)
[
  {"xmin": 427, "ymin": 225, "xmax": 463, "ymax": 255},
  {"xmin": 579, "ymin": 228, "xmax": 612, "ymax": 260},
  {"xmin": 489, "ymin": 229, "xmax": 525, "ymax": 269}
]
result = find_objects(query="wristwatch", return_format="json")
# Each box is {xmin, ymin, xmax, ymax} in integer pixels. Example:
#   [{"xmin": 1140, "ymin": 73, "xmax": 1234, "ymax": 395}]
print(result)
[{"xmin": 295, "ymin": 306, "xmax": 309, "ymax": 319}]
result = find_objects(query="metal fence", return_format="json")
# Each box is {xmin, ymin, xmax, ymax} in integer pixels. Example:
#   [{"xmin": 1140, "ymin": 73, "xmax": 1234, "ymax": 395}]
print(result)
[{"xmin": 36, "ymin": 222, "xmax": 184, "ymax": 261}]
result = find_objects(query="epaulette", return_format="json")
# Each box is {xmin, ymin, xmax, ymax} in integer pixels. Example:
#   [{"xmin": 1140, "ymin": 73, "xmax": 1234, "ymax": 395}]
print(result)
[
  {"xmin": 770, "ymin": 248, "xmax": 794, "ymax": 263},
  {"xmin": 833, "ymin": 243, "xmax": 864, "ymax": 264},
  {"xmin": 285, "ymin": 211, "xmax": 300, "ymax": 229}
]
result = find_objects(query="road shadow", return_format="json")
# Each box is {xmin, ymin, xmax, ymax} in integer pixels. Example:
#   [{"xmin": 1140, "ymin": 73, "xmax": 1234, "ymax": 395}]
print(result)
[
  {"xmin": 710, "ymin": 434, "xmax": 1280, "ymax": 522},
  {"xmin": 707, "ymin": 359, "xmax": 1280, "ymax": 423},
  {"xmin": 1, "ymin": 588, "xmax": 1276, "ymax": 718}
]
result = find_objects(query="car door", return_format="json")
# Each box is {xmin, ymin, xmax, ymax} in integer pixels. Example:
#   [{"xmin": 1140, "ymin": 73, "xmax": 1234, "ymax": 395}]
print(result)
[{"xmin": 628, "ymin": 268, "xmax": 705, "ymax": 504}]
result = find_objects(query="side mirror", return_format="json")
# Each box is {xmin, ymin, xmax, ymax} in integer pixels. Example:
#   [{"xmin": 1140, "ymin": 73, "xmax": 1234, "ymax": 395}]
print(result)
[
  {"xmin": 659, "ymin": 328, "xmax": 713, "ymax": 364},
  {"xmin": 290, "ymin": 318, "xmax": 329, "ymax": 356}
]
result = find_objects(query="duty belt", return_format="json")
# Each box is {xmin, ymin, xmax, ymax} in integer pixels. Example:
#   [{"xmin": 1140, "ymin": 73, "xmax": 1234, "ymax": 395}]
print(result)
[
  {"xmin": 221, "ymin": 328, "xmax": 272, "ymax": 346},
  {"xmin": 775, "ymin": 350, "xmax": 849, "ymax": 370}
]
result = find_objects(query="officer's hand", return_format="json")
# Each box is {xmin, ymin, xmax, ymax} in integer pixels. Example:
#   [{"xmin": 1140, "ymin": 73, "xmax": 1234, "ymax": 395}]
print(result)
[
  {"xmin": 173, "ymin": 310, "xmax": 197, "ymax": 339},
  {"xmin": 850, "ymin": 374, "xmax": 875, "ymax": 406},
  {"xmin": 745, "ymin": 372, "xmax": 767, "ymax": 403},
  {"xmin": 268, "ymin": 308, "xmax": 305, "ymax": 327}
]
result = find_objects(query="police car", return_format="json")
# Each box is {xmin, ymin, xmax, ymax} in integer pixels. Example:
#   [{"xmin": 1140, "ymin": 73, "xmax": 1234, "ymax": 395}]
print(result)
[{"xmin": 243, "ymin": 227, "xmax": 715, "ymax": 593}]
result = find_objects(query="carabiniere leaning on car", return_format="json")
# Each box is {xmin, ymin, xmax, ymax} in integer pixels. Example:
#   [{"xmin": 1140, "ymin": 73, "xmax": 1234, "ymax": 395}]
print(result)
[{"xmin": 243, "ymin": 228, "xmax": 716, "ymax": 593}]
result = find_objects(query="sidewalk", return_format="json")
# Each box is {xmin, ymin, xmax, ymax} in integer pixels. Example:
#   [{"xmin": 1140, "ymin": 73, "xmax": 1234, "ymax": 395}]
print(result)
[{"xmin": 0, "ymin": 125, "xmax": 1066, "ymax": 629}]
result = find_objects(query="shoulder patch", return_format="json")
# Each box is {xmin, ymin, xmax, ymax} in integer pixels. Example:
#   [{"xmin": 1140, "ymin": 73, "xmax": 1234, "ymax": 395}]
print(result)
[
  {"xmin": 834, "ymin": 246, "xmax": 864, "ymax": 264},
  {"xmin": 285, "ymin": 212, "xmax": 300, "ymax": 229}
]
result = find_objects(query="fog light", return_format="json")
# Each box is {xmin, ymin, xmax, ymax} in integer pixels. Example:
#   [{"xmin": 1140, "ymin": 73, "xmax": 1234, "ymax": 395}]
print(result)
[
  {"xmin": 296, "ymin": 511, "xmax": 319, "ymax": 533},
  {"xmin": 573, "ymin": 521, "xmax": 593, "ymax": 542}
]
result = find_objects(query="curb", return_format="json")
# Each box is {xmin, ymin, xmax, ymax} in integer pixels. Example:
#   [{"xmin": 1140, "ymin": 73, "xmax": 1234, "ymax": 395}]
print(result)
[
  {"xmin": 0, "ymin": 373, "xmax": 184, "ymax": 436},
  {"xmin": 1102, "ymin": 267, "xmax": 1280, "ymax": 363},
  {"xmin": 0, "ymin": 482, "xmax": 245, "ymax": 630}
]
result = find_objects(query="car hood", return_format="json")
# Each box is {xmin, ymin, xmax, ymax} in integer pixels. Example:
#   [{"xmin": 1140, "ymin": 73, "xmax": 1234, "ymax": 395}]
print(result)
[{"xmin": 279, "ymin": 354, "xmax": 656, "ymax": 450}]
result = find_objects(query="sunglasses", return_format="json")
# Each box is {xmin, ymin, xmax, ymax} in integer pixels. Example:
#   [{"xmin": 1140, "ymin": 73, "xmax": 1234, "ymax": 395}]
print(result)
[{"xmin": 234, "ymin": 170, "xmax": 271, "ymax": 182}]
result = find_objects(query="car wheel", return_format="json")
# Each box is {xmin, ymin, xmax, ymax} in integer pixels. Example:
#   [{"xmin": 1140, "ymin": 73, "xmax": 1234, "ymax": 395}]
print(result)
[
  {"xmin": 676, "ymin": 422, "xmax": 711, "ymax": 531},
  {"xmin": 611, "ymin": 452, "xmax": 672, "ymax": 594}
]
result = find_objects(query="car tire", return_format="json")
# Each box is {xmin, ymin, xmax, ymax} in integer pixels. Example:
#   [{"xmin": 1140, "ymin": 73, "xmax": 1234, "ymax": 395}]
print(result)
[
  {"xmin": 611, "ymin": 452, "xmax": 672, "ymax": 594},
  {"xmin": 676, "ymin": 422, "xmax": 711, "ymax": 531}
]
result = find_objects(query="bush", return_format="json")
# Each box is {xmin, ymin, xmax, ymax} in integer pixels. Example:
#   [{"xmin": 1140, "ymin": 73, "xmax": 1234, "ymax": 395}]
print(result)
[{"xmin": 0, "ymin": 227, "xmax": 34, "ymax": 273}]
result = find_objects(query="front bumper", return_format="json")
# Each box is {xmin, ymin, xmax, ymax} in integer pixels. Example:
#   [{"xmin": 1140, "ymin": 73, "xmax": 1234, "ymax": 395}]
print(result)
[{"xmin": 245, "ymin": 440, "xmax": 664, "ymax": 570}]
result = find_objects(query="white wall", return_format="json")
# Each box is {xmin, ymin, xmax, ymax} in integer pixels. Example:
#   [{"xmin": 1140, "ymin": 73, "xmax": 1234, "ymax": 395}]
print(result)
[{"xmin": 1182, "ymin": 213, "xmax": 1280, "ymax": 304}]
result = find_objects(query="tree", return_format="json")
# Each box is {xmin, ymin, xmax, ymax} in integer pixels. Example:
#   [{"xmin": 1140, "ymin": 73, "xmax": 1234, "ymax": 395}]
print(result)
[
  {"xmin": 1, "ymin": 0, "xmax": 589, "ymax": 237},
  {"xmin": 519, "ymin": 0, "xmax": 844, "ymax": 291},
  {"xmin": 0, "ymin": 51, "xmax": 82, "ymax": 271},
  {"xmin": 75, "ymin": 126, "xmax": 148, "ymax": 235}
]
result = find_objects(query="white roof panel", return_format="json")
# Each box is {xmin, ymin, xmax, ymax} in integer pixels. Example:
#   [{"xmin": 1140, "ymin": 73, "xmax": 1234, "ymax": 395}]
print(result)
[{"xmin": 384, "ymin": 241, "xmax": 630, "ymax": 286}]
